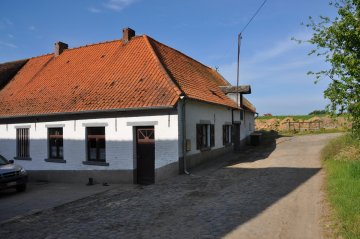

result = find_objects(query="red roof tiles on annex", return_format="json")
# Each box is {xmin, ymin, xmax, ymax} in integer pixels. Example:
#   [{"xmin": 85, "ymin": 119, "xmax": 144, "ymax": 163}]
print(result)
[{"xmin": 0, "ymin": 35, "xmax": 239, "ymax": 118}]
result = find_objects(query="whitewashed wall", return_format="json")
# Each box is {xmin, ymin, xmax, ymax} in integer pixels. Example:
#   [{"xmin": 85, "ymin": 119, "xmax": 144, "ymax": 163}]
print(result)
[
  {"xmin": 0, "ymin": 114, "xmax": 179, "ymax": 171},
  {"xmin": 240, "ymin": 110, "xmax": 255, "ymax": 141},
  {"xmin": 225, "ymin": 93, "xmax": 255, "ymax": 141},
  {"xmin": 184, "ymin": 100, "xmax": 233, "ymax": 156}
]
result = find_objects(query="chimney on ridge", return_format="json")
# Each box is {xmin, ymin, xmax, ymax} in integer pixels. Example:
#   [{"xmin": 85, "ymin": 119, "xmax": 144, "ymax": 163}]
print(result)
[
  {"xmin": 122, "ymin": 27, "xmax": 135, "ymax": 43},
  {"xmin": 54, "ymin": 41, "xmax": 68, "ymax": 56}
]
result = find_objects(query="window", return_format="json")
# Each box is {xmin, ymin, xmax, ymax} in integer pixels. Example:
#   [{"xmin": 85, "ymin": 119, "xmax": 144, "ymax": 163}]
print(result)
[
  {"xmin": 86, "ymin": 127, "xmax": 106, "ymax": 162},
  {"xmin": 240, "ymin": 110, "xmax": 244, "ymax": 120},
  {"xmin": 223, "ymin": 125, "xmax": 232, "ymax": 145},
  {"xmin": 16, "ymin": 128, "xmax": 30, "ymax": 159},
  {"xmin": 48, "ymin": 128, "xmax": 63, "ymax": 159},
  {"xmin": 196, "ymin": 124, "xmax": 215, "ymax": 150}
]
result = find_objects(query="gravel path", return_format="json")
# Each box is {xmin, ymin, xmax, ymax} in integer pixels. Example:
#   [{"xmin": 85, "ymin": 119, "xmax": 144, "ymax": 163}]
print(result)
[{"xmin": 0, "ymin": 133, "xmax": 340, "ymax": 239}]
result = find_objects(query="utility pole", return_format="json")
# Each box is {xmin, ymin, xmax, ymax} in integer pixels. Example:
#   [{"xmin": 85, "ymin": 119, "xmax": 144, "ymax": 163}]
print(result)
[{"xmin": 236, "ymin": 33, "xmax": 242, "ymax": 108}]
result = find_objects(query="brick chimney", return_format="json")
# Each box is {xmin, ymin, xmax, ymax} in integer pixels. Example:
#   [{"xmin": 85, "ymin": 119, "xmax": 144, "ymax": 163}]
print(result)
[
  {"xmin": 122, "ymin": 28, "xmax": 135, "ymax": 43},
  {"xmin": 54, "ymin": 41, "xmax": 68, "ymax": 56}
]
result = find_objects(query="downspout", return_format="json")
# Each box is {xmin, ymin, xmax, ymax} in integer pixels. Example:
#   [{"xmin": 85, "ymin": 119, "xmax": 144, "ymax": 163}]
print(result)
[{"xmin": 181, "ymin": 95, "xmax": 190, "ymax": 175}]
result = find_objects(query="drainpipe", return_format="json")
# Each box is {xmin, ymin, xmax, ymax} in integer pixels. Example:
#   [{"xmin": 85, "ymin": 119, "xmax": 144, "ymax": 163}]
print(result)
[{"xmin": 180, "ymin": 95, "xmax": 190, "ymax": 175}]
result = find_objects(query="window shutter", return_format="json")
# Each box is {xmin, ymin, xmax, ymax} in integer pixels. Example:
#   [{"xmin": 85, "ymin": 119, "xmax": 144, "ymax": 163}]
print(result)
[
  {"xmin": 210, "ymin": 124, "xmax": 215, "ymax": 147},
  {"xmin": 196, "ymin": 124, "xmax": 201, "ymax": 150}
]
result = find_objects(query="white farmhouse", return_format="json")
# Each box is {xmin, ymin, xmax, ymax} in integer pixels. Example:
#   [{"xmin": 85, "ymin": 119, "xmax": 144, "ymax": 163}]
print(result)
[{"xmin": 0, "ymin": 28, "xmax": 256, "ymax": 184}]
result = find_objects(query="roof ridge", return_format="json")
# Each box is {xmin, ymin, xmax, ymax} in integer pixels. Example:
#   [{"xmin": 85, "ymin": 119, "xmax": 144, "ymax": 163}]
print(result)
[
  {"xmin": 64, "ymin": 38, "xmax": 122, "ymax": 52},
  {"xmin": 1, "ymin": 36, "xmax": 138, "ymax": 64},
  {"xmin": 0, "ymin": 53, "xmax": 52, "ymax": 65},
  {"xmin": 209, "ymin": 68, "xmax": 231, "ymax": 86},
  {"xmin": 147, "ymin": 36, "xmax": 218, "ymax": 74},
  {"xmin": 148, "ymin": 36, "xmax": 233, "ymax": 89},
  {"xmin": 143, "ymin": 35, "xmax": 183, "ymax": 99}
]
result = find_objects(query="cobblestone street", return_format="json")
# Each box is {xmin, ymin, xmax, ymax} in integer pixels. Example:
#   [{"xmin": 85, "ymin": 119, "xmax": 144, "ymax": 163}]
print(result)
[{"xmin": 0, "ymin": 134, "xmax": 340, "ymax": 239}]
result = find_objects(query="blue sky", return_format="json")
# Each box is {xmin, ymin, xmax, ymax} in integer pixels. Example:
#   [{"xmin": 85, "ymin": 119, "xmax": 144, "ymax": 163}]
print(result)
[{"xmin": 0, "ymin": 0, "xmax": 337, "ymax": 115}]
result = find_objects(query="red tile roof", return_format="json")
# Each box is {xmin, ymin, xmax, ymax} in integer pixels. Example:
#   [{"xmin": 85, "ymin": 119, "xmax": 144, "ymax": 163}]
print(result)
[
  {"xmin": 242, "ymin": 96, "xmax": 256, "ymax": 113},
  {"xmin": 148, "ymin": 37, "xmax": 237, "ymax": 109},
  {"xmin": 0, "ymin": 59, "xmax": 28, "ymax": 90},
  {"xmin": 0, "ymin": 35, "xmax": 239, "ymax": 118}
]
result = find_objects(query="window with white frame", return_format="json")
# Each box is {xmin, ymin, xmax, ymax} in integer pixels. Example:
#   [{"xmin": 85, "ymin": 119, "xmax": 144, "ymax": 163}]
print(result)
[
  {"xmin": 16, "ymin": 128, "xmax": 30, "ymax": 159},
  {"xmin": 86, "ymin": 127, "xmax": 106, "ymax": 162},
  {"xmin": 196, "ymin": 124, "xmax": 214, "ymax": 150},
  {"xmin": 48, "ymin": 128, "xmax": 63, "ymax": 159}
]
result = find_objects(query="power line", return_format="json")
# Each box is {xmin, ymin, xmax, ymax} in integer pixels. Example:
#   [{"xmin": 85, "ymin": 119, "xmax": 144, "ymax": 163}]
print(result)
[
  {"xmin": 236, "ymin": 0, "xmax": 268, "ymax": 109},
  {"xmin": 240, "ymin": 0, "xmax": 268, "ymax": 34}
]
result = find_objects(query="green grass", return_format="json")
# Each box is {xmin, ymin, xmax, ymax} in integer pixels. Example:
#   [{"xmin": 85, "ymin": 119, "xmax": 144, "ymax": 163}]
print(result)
[{"xmin": 322, "ymin": 134, "xmax": 360, "ymax": 239}]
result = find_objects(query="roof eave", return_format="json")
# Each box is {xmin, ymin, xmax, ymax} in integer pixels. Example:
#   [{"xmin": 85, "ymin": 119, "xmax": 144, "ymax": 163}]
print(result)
[
  {"xmin": 0, "ymin": 105, "xmax": 177, "ymax": 120},
  {"xmin": 185, "ymin": 97, "xmax": 240, "ymax": 110}
]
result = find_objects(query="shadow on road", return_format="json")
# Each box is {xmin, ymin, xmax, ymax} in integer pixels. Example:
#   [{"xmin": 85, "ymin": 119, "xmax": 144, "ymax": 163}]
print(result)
[{"xmin": 0, "ymin": 132, "xmax": 323, "ymax": 239}]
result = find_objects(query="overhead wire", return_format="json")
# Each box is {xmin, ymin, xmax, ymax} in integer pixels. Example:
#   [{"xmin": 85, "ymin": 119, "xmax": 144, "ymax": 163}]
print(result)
[
  {"xmin": 240, "ymin": 0, "xmax": 268, "ymax": 34},
  {"xmin": 219, "ymin": 0, "xmax": 269, "ymax": 63},
  {"xmin": 236, "ymin": 0, "xmax": 268, "ymax": 107}
]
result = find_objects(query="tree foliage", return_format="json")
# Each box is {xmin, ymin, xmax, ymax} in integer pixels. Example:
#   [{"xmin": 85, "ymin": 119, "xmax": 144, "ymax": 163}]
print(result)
[
  {"xmin": 304, "ymin": 0, "xmax": 360, "ymax": 136},
  {"xmin": 308, "ymin": 110, "xmax": 327, "ymax": 115}
]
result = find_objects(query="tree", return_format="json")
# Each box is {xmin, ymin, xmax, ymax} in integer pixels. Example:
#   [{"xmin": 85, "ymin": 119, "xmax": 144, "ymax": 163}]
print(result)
[
  {"xmin": 302, "ymin": 0, "xmax": 360, "ymax": 136},
  {"xmin": 308, "ymin": 110, "xmax": 327, "ymax": 115}
]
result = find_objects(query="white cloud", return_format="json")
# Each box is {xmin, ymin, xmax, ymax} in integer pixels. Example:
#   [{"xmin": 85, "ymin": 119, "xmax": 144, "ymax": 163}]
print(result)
[
  {"xmin": 247, "ymin": 32, "xmax": 312, "ymax": 65},
  {"xmin": 103, "ymin": 0, "xmax": 137, "ymax": 11},
  {"xmin": 88, "ymin": 7, "xmax": 102, "ymax": 13},
  {"xmin": 0, "ymin": 41, "xmax": 17, "ymax": 48},
  {"xmin": 218, "ymin": 31, "xmax": 320, "ymax": 85},
  {"xmin": 4, "ymin": 18, "xmax": 13, "ymax": 25},
  {"xmin": 252, "ymin": 95, "xmax": 329, "ymax": 115},
  {"xmin": 217, "ymin": 31, "xmax": 329, "ymax": 115},
  {"xmin": 0, "ymin": 18, "xmax": 13, "ymax": 29}
]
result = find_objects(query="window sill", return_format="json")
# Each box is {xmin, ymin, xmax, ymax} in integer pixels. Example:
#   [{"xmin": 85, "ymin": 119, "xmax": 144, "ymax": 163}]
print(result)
[
  {"xmin": 45, "ymin": 158, "xmax": 66, "ymax": 163},
  {"xmin": 14, "ymin": 157, "xmax": 32, "ymax": 161},
  {"xmin": 82, "ymin": 161, "xmax": 109, "ymax": 166}
]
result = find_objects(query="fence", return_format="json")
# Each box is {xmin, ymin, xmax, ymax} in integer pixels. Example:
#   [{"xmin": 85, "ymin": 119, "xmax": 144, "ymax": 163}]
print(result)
[{"xmin": 287, "ymin": 121, "xmax": 321, "ymax": 131}]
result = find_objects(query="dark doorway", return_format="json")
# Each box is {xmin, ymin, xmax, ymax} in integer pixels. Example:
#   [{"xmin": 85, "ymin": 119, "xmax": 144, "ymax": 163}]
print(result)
[
  {"xmin": 233, "ymin": 123, "xmax": 241, "ymax": 152},
  {"xmin": 136, "ymin": 126, "xmax": 155, "ymax": 185}
]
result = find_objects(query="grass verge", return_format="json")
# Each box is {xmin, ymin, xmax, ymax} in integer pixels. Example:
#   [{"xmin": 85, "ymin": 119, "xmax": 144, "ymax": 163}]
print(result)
[{"xmin": 322, "ymin": 134, "xmax": 360, "ymax": 239}]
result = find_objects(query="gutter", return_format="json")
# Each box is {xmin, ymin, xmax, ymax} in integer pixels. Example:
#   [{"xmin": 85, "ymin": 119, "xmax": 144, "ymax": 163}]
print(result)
[
  {"xmin": 0, "ymin": 105, "xmax": 176, "ymax": 120},
  {"xmin": 181, "ymin": 95, "xmax": 190, "ymax": 175}
]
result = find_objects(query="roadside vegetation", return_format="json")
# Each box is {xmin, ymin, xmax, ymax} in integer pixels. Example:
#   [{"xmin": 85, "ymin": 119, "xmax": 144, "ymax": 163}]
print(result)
[{"xmin": 322, "ymin": 134, "xmax": 360, "ymax": 239}]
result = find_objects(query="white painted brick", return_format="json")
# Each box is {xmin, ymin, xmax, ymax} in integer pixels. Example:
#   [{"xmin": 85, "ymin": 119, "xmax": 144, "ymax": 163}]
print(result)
[{"xmin": 0, "ymin": 114, "xmax": 179, "ymax": 171}]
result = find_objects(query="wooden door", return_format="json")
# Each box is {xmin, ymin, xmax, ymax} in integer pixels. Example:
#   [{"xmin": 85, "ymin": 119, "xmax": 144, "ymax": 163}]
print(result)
[{"xmin": 136, "ymin": 126, "xmax": 155, "ymax": 185}]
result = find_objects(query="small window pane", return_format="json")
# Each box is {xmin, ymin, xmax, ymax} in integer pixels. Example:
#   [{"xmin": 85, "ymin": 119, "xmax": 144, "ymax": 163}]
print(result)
[
  {"xmin": 87, "ymin": 127, "xmax": 106, "ymax": 162},
  {"xmin": 48, "ymin": 128, "xmax": 63, "ymax": 159},
  {"xmin": 16, "ymin": 128, "xmax": 30, "ymax": 158}
]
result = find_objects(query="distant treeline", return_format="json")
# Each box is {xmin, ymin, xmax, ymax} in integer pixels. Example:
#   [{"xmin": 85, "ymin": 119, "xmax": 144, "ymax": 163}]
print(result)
[{"xmin": 308, "ymin": 110, "xmax": 327, "ymax": 115}]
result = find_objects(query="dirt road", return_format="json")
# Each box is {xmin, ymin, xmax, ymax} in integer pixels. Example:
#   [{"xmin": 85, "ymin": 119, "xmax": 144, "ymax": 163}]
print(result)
[{"xmin": 0, "ymin": 133, "xmax": 340, "ymax": 239}]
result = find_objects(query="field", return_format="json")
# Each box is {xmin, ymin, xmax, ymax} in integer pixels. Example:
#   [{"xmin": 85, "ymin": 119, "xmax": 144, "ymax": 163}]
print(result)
[
  {"xmin": 257, "ymin": 114, "xmax": 328, "ymax": 120},
  {"xmin": 255, "ymin": 114, "xmax": 351, "ymax": 133}
]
